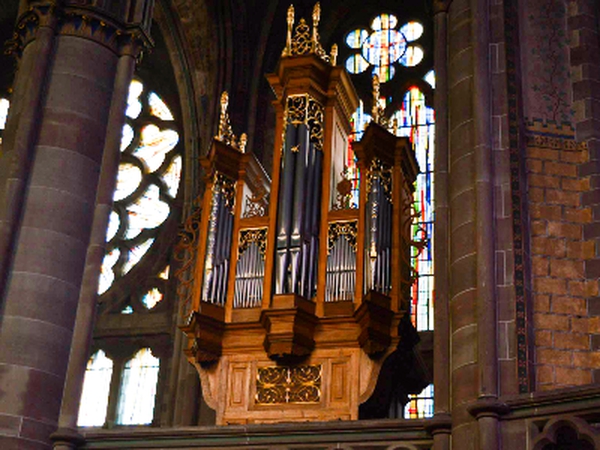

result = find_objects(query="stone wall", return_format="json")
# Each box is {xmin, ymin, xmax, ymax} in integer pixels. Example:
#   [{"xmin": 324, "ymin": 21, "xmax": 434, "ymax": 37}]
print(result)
[{"xmin": 526, "ymin": 121, "xmax": 599, "ymax": 389}]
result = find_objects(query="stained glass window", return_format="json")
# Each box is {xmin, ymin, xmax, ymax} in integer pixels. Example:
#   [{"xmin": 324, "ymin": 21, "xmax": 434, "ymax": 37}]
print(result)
[
  {"xmin": 99, "ymin": 79, "xmax": 182, "ymax": 295},
  {"xmin": 391, "ymin": 87, "xmax": 435, "ymax": 332},
  {"xmin": 116, "ymin": 348, "xmax": 160, "ymax": 425},
  {"xmin": 344, "ymin": 16, "xmax": 425, "ymax": 82},
  {"xmin": 77, "ymin": 350, "xmax": 113, "ymax": 427},
  {"xmin": 404, "ymin": 384, "xmax": 434, "ymax": 419},
  {"xmin": 424, "ymin": 70, "xmax": 436, "ymax": 89},
  {"xmin": 142, "ymin": 287, "xmax": 163, "ymax": 309}
]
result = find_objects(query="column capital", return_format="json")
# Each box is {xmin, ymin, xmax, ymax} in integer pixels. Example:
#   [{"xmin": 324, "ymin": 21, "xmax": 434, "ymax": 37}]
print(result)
[
  {"xmin": 6, "ymin": 0, "xmax": 154, "ymax": 60},
  {"xmin": 433, "ymin": 0, "xmax": 453, "ymax": 14}
]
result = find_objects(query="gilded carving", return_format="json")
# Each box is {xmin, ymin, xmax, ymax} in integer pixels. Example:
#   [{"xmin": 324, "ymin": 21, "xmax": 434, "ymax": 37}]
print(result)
[
  {"xmin": 280, "ymin": 2, "xmax": 332, "ymax": 65},
  {"xmin": 328, "ymin": 221, "xmax": 358, "ymax": 254},
  {"xmin": 366, "ymin": 158, "xmax": 393, "ymax": 202},
  {"xmin": 285, "ymin": 94, "xmax": 324, "ymax": 152},
  {"xmin": 238, "ymin": 228, "xmax": 268, "ymax": 258},
  {"xmin": 332, "ymin": 167, "xmax": 357, "ymax": 210},
  {"xmin": 256, "ymin": 365, "xmax": 322, "ymax": 405},
  {"xmin": 213, "ymin": 172, "xmax": 236, "ymax": 209}
]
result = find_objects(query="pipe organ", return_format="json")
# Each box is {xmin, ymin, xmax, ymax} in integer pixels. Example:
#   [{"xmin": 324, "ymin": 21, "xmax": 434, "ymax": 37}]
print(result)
[{"xmin": 179, "ymin": 3, "xmax": 421, "ymax": 424}]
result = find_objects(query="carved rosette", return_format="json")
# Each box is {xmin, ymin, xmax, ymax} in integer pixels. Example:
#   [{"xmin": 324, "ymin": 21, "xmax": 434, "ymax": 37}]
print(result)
[{"xmin": 256, "ymin": 365, "xmax": 322, "ymax": 405}]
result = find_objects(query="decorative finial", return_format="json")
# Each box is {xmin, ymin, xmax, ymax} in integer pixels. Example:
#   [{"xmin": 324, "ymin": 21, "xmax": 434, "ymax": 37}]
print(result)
[
  {"xmin": 312, "ymin": 2, "xmax": 321, "ymax": 50},
  {"xmin": 239, "ymin": 133, "xmax": 247, "ymax": 153},
  {"xmin": 392, "ymin": 118, "xmax": 399, "ymax": 135},
  {"xmin": 283, "ymin": 2, "xmax": 332, "ymax": 65},
  {"xmin": 372, "ymin": 75, "xmax": 380, "ymax": 119},
  {"xmin": 282, "ymin": 4, "xmax": 295, "ymax": 57},
  {"xmin": 217, "ymin": 91, "xmax": 236, "ymax": 145},
  {"xmin": 330, "ymin": 44, "xmax": 338, "ymax": 66},
  {"xmin": 371, "ymin": 75, "xmax": 387, "ymax": 126},
  {"xmin": 220, "ymin": 91, "xmax": 229, "ymax": 112}
]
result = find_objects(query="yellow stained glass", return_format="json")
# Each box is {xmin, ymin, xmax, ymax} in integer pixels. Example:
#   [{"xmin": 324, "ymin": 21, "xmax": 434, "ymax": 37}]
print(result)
[
  {"xmin": 373, "ymin": 64, "xmax": 395, "ymax": 83},
  {"xmin": 135, "ymin": 124, "xmax": 179, "ymax": 172},
  {"xmin": 113, "ymin": 163, "xmax": 143, "ymax": 202},
  {"xmin": 149, "ymin": 92, "xmax": 174, "ymax": 120},
  {"xmin": 159, "ymin": 266, "xmax": 170, "ymax": 279}
]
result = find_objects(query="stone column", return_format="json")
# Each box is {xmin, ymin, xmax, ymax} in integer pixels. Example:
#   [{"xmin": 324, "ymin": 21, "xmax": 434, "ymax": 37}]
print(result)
[
  {"xmin": 430, "ymin": 1, "xmax": 452, "ymax": 449},
  {"xmin": 446, "ymin": 0, "xmax": 482, "ymax": 447},
  {"xmin": 0, "ymin": 1, "xmax": 153, "ymax": 448}
]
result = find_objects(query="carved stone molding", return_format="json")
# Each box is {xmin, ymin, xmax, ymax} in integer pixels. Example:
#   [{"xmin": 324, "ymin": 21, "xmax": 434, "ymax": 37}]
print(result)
[
  {"xmin": 467, "ymin": 397, "xmax": 510, "ymax": 420},
  {"xmin": 532, "ymin": 416, "xmax": 600, "ymax": 450},
  {"xmin": 6, "ymin": 2, "xmax": 153, "ymax": 59}
]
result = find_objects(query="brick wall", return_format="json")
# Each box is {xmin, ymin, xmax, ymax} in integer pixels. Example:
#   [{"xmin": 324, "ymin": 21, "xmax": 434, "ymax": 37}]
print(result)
[{"xmin": 526, "ymin": 121, "xmax": 599, "ymax": 389}]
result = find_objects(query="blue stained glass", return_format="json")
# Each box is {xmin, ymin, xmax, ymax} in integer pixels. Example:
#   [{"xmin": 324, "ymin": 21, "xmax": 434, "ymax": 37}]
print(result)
[
  {"xmin": 362, "ymin": 30, "xmax": 406, "ymax": 66},
  {"xmin": 345, "ymin": 29, "xmax": 369, "ymax": 49},
  {"xmin": 372, "ymin": 64, "xmax": 396, "ymax": 83},
  {"xmin": 399, "ymin": 46, "xmax": 424, "ymax": 67},
  {"xmin": 404, "ymin": 384, "xmax": 434, "ymax": 419},
  {"xmin": 400, "ymin": 22, "xmax": 424, "ymax": 42},
  {"xmin": 371, "ymin": 14, "xmax": 397, "ymax": 31},
  {"xmin": 345, "ymin": 54, "xmax": 370, "ymax": 74},
  {"xmin": 391, "ymin": 87, "xmax": 434, "ymax": 332}
]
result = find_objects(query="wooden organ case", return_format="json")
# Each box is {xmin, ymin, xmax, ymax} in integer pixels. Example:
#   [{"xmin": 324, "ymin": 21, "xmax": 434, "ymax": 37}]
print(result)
[{"xmin": 179, "ymin": 3, "xmax": 423, "ymax": 425}]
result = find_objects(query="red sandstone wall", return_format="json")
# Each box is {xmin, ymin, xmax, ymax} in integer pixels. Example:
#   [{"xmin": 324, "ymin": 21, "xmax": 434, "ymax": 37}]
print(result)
[{"xmin": 526, "ymin": 122, "xmax": 599, "ymax": 389}]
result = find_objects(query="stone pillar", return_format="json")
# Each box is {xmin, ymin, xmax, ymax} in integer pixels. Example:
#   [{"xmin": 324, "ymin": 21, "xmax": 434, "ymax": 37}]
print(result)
[
  {"xmin": 431, "ymin": 1, "xmax": 452, "ymax": 449},
  {"xmin": 0, "ymin": 1, "xmax": 153, "ymax": 448},
  {"xmin": 446, "ymin": 0, "xmax": 484, "ymax": 447}
]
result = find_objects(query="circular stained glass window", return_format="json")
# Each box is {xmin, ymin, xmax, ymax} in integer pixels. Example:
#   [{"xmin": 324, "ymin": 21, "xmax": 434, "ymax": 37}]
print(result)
[
  {"xmin": 98, "ymin": 80, "xmax": 182, "ymax": 295},
  {"xmin": 344, "ymin": 16, "xmax": 425, "ymax": 82}
]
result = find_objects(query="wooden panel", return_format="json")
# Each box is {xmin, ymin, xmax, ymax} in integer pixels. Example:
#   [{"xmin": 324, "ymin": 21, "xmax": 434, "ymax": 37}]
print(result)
[
  {"xmin": 330, "ymin": 361, "xmax": 347, "ymax": 402},
  {"xmin": 228, "ymin": 363, "xmax": 249, "ymax": 408}
]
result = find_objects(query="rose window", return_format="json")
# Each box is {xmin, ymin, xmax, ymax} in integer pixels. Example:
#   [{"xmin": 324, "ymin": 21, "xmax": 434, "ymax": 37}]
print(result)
[{"xmin": 345, "ymin": 15, "xmax": 424, "ymax": 82}]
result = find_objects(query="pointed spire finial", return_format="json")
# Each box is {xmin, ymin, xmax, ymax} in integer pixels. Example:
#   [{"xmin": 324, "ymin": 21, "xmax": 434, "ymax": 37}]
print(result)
[
  {"xmin": 282, "ymin": 4, "xmax": 295, "ymax": 57},
  {"xmin": 330, "ymin": 44, "xmax": 338, "ymax": 66}
]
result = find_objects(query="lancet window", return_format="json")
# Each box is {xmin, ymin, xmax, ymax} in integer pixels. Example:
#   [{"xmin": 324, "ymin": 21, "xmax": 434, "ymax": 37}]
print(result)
[{"xmin": 77, "ymin": 347, "xmax": 160, "ymax": 427}]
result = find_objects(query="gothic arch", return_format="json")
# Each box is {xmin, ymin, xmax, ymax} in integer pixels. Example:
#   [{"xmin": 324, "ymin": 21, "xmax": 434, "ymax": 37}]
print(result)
[{"xmin": 532, "ymin": 417, "xmax": 600, "ymax": 450}]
